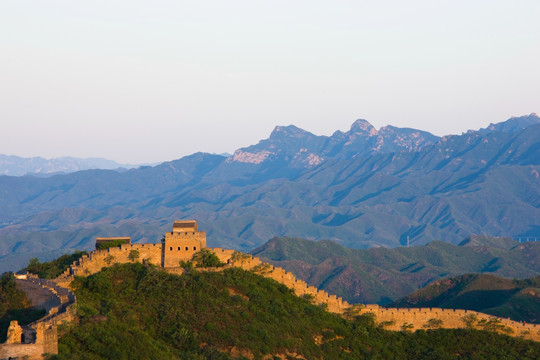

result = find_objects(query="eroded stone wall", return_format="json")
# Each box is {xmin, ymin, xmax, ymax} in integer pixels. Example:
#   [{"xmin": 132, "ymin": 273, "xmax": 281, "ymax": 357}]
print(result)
[{"xmin": 0, "ymin": 278, "xmax": 76, "ymax": 360}]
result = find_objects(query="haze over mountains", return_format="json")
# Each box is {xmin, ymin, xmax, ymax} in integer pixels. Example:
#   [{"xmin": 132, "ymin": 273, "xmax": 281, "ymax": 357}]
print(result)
[
  {"xmin": 0, "ymin": 113, "xmax": 539, "ymax": 273},
  {"xmin": 0, "ymin": 155, "xmax": 137, "ymax": 176}
]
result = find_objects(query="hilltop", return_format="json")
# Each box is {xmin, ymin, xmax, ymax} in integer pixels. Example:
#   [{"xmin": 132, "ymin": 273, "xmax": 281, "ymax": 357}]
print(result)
[
  {"xmin": 48, "ymin": 263, "xmax": 540, "ymax": 359},
  {"xmin": 252, "ymin": 236, "xmax": 540, "ymax": 305},
  {"xmin": 1, "ymin": 114, "xmax": 539, "ymax": 272}
]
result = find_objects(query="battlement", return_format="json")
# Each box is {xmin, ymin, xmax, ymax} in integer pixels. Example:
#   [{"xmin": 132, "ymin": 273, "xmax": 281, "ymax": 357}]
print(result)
[{"xmin": 354, "ymin": 305, "xmax": 540, "ymax": 342}]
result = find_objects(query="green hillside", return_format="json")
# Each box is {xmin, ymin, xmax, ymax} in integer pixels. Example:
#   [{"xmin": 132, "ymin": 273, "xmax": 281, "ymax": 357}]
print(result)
[
  {"xmin": 49, "ymin": 263, "xmax": 540, "ymax": 359},
  {"xmin": 252, "ymin": 236, "xmax": 540, "ymax": 304},
  {"xmin": 390, "ymin": 274, "xmax": 540, "ymax": 324}
]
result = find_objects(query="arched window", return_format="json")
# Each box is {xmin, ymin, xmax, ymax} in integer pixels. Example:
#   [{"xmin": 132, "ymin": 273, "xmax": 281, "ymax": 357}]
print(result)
[
  {"xmin": 169, "ymin": 247, "xmax": 173, "ymax": 251},
  {"xmin": 185, "ymin": 246, "xmax": 189, "ymax": 251},
  {"xmin": 178, "ymin": 247, "xmax": 181, "ymax": 250},
  {"xmin": 193, "ymin": 246, "xmax": 197, "ymax": 251}
]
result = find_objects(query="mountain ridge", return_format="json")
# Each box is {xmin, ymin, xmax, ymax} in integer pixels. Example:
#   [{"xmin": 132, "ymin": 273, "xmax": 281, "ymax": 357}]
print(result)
[
  {"xmin": 251, "ymin": 236, "xmax": 540, "ymax": 305},
  {"xmin": 389, "ymin": 273, "xmax": 540, "ymax": 323},
  {"xmin": 0, "ymin": 115, "xmax": 539, "ymax": 272}
]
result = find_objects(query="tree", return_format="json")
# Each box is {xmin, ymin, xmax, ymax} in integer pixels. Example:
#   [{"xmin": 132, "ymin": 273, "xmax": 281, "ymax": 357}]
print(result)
[
  {"xmin": 343, "ymin": 304, "xmax": 364, "ymax": 320},
  {"xmin": 128, "ymin": 250, "xmax": 140, "ymax": 263},
  {"xmin": 251, "ymin": 263, "xmax": 272, "ymax": 275},
  {"xmin": 401, "ymin": 322, "xmax": 414, "ymax": 332},
  {"xmin": 423, "ymin": 318, "xmax": 443, "ymax": 329},
  {"xmin": 104, "ymin": 255, "xmax": 115, "ymax": 266},
  {"xmin": 192, "ymin": 249, "xmax": 225, "ymax": 268},
  {"xmin": 231, "ymin": 251, "xmax": 251, "ymax": 264},
  {"xmin": 461, "ymin": 313, "xmax": 478, "ymax": 329}
]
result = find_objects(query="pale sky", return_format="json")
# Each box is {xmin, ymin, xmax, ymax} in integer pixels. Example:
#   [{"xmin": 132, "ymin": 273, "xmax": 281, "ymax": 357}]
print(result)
[{"xmin": 1, "ymin": 1, "xmax": 539, "ymax": 164}]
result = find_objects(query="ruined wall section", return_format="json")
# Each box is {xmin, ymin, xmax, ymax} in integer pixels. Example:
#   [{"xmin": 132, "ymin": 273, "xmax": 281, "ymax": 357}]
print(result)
[
  {"xmin": 356, "ymin": 305, "xmax": 540, "ymax": 342},
  {"xmin": 0, "ymin": 278, "xmax": 76, "ymax": 359}
]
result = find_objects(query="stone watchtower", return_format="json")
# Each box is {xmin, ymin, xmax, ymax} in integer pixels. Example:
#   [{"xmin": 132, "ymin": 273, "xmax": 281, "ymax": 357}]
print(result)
[{"xmin": 162, "ymin": 220, "xmax": 206, "ymax": 267}]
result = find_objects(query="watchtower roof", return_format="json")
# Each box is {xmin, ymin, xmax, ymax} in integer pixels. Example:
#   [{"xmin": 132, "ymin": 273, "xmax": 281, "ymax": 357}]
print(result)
[{"xmin": 173, "ymin": 220, "xmax": 198, "ymax": 232}]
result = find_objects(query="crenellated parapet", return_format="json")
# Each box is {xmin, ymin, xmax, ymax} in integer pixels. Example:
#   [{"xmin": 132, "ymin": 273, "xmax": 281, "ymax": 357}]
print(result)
[
  {"xmin": 55, "ymin": 243, "xmax": 163, "ymax": 284},
  {"xmin": 226, "ymin": 253, "xmax": 350, "ymax": 313},
  {"xmin": 353, "ymin": 304, "xmax": 540, "ymax": 342}
]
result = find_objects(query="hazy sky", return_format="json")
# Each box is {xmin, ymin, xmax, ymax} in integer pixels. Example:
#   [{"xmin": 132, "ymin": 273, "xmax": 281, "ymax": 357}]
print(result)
[{"xmin": 1, "ymin": 1, "xmax": 539, "ymax": 164}]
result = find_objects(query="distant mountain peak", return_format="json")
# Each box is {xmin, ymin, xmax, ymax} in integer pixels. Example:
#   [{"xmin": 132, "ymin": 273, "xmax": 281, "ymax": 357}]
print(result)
[
  {"xmin": 511, "ymin": 112, "xmax": 538, "ymax": 119},
  {"xmin": 270, "ymin": 125, "xmax": 313, "ymax": 140},
  {"xmin": 349, "ymin": 119, "xmax": 378, "ymax": 136},
  {"xmin": 479, "ymin": 113, "xmax": 540, "ymax": 134}
]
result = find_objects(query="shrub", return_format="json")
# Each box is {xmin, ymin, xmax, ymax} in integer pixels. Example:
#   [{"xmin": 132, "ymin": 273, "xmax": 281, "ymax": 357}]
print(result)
[
  {"xmin": 192, "ymin": 249, "xmax": 225, "ymax": 268},
  {"xmin": 231, "ymin": 251, "xmax": 251, "ymax": 263},
  {"xmin": 251, "ymin": 263, "xmax": 272, "ymax": 275},
  {"xmin": 423, "ymin": 318, "xmax": 443, "ymax": 329},
  {"xmin": 104, "ymin": 255, "xmax": 115, "ymax": 266},
  {"xmin": 128, "ymin": 250, "xmax": 140, "ymax": 262},
  {"xmin": 96, "ymin": 240, "xmax": 127, "ymax": 250},
  {"xmin": 461, "ymin": 313, "xmax": 478, "ymax": 329},
  {"xmin": 401, "ymin": 322, "xmax": 414, "ymax": 332}
]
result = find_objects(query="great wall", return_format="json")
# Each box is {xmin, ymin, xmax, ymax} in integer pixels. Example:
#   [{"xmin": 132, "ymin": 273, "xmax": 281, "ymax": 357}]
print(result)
[{"xmin": 2, "ymin": 220, "xmax": 539, "ymax": 359}]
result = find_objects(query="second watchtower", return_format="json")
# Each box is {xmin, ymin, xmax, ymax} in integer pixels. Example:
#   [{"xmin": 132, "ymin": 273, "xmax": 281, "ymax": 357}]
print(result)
[{"xmin": 162, "ymin": 220, "xmax": 207, "ymax": 267}]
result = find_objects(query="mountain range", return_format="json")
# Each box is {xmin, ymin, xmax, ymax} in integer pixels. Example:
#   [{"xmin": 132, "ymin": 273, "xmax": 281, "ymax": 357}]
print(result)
[
  {"xmin": 0, "ymin": 113, "xmax": 539, "ymax": 273},
  {"xmin": 252, "ymin": 235, "xmax": 540, "ymax": 305}
]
